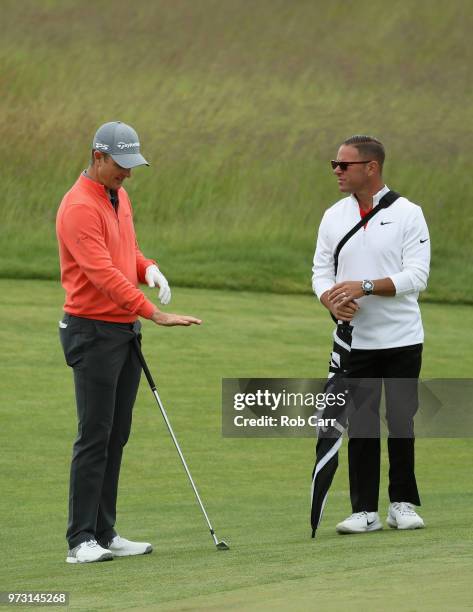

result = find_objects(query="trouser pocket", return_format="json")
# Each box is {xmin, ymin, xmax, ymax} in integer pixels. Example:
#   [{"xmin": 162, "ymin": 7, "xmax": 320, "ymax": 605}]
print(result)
[{"xmin": 59, "ymin": 314, "xmax": 96, "ymax": 368}]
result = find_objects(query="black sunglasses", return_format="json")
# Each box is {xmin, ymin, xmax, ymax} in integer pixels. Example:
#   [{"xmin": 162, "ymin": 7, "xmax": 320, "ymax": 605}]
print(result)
[{"xmin": 331, "ymin": 160, "xmax": 372, "ymax": 171}]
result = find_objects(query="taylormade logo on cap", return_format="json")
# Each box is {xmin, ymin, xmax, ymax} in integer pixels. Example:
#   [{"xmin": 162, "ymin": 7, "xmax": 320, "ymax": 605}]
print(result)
[
  {"xmin": 117, "ymin": 141, "xmax": 140, "ymax": 150},
  {"xmin": 92, "ymin": 121, "xmax": 149, "ymax": 169}
]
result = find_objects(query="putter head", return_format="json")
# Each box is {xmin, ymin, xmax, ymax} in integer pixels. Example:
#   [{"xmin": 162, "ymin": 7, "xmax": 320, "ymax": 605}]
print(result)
[{"xmin": 216, "ymin": 540, "xmax": 230, "ymax": 551}]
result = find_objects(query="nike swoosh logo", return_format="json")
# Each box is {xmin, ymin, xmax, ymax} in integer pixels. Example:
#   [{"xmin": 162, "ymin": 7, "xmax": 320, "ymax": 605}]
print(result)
[
  {"xmin": 420, "ymin": 238, "xmax": 429, "ymax": 243},
  {"xmin": 380, "ymin": 221, "xmax": 393, "ymax": 225},
  {"xmin": 367, "ymin": 519, "xmax": 377, "ymax": 526}
]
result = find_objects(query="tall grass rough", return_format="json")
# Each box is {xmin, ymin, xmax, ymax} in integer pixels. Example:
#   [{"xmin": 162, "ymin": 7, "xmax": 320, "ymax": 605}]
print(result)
[{"xmin": 1, "ymin": 0, "xmax": 472, "ymax": 301}]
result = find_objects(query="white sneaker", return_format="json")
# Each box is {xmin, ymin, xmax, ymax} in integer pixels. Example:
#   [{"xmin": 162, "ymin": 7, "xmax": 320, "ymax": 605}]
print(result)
[
  {"xmin": 108, "ymin": 535, "xmax": 153, "ymax": 557},
  {"xmin": 387, "ymin": 502, "xmax": 425, "ymax": 530},
  {"xmin": 336, "ymin": 511, "xmax": 383, "ymax": 534},
  {"xmin": 66, "ymin": 539, "xmax": 113, "ymax": 564}
]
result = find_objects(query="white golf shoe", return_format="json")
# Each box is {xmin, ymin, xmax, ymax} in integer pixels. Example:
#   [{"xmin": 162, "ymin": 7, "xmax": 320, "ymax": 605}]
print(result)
[
  {"xmin": 66, "ymin": 539, "xmax": 113, "ymax": 564},
  {"xmin": 387, "ymin": 502, "xmax": 425, "ymax": 530},
  {"xmin": 107, "ymin": 535, "xmax": 153, "ymax": 557},
  {"xmin": 336, "ymin": 511, "xmax": 383, "ymax": 534}
]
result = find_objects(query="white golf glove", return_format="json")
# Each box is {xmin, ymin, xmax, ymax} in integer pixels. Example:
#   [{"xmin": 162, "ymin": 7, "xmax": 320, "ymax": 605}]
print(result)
[{"xmin": 145, "ymin": 265, "xmax": 171, "ymax": 305}]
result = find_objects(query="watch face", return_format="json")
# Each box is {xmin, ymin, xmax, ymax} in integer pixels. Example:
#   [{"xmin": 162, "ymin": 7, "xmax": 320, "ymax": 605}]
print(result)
[{"xmin": 363, "ymin": 280, "xmax": 374, "ymax": 292}]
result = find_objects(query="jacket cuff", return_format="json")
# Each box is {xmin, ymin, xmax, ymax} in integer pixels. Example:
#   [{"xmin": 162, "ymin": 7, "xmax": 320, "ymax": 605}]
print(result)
[
  {"xmin": 313, "ymin": 279, "xmax": 334, "ymax": 300},
  {"xmin": 137, "ymin": 298, "xmax": 157, "ymax": 320},
  {"xmin": 138, "ymin": 259, "xmax": 157, "ymax": 284},
  {"xmin": 389, "ymin": 272, "xmax": 415, "ymax": 296}
]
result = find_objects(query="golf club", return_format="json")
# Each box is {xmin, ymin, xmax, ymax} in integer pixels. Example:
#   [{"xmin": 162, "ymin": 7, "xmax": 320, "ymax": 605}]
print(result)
[{"xmin": 132, "ymin": 336, "xmax": 230, "ymax": 551}]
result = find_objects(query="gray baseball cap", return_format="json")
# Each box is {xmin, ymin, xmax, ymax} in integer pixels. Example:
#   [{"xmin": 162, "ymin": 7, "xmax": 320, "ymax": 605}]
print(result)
[{"xmin": 92, "ymin": 121, "xmax": 149, "ymax": 169}]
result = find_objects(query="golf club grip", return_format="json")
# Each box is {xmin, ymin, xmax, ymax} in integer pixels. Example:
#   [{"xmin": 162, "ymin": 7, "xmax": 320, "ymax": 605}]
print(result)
[{"xmin": 132, "ymin": 337, "xmax": 157, "ymax": 389}]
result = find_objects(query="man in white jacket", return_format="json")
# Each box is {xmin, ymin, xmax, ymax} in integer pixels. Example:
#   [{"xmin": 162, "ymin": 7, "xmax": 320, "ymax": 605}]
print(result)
[{"xmin": 312, "ymin": 135, "xmax": 430, "ymax": 533}]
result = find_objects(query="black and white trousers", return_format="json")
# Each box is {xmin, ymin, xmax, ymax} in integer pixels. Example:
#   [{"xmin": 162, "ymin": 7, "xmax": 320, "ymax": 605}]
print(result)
[{"xmin": 346, "ymin": 343, "xmax": 423, "ymax": 513}]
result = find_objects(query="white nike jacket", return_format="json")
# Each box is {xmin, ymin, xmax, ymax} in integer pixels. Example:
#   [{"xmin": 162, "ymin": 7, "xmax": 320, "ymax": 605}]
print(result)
[{"xmin": 312, "ymin": 185, "xmax": 430, "ymax": 349}]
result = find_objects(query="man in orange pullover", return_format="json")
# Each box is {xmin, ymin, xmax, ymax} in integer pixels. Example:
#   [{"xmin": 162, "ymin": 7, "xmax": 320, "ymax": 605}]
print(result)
[{"xmin": 57, "ymin": 121, "xmax": 201, "ymax": 564}]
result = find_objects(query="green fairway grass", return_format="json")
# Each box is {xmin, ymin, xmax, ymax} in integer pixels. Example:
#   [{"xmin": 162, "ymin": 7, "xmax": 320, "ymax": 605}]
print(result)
[
  {"xmin": 1, "ymin": 0, "xmax": 473, "ymax": 301},
  {"xmin": 0, "ymin": 280, "xmax": 472, "ymax": 610}
]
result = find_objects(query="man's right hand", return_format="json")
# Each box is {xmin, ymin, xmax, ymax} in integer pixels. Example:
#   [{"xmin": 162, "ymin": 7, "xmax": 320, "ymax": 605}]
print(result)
[
  {"xmin": 321, "ymin": 290, "xmax": 359, "ymax": 322},
  {"xmin": 151, "ymin": 309, "xmax": 202, "ymax": 327}
]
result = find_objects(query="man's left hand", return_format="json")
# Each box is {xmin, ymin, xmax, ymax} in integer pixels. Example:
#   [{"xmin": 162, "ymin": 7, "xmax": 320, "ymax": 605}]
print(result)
[
  {"xmin": 145, "ymin": 265, "xmax": 171, "ymax": 305},
  {"xmin": 328, "ymin": 281, "xmax": 363, "ymax": 306}
]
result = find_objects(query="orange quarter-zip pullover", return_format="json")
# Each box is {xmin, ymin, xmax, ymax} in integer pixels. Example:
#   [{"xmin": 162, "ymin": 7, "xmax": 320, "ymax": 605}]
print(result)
[{"xmin": 56, "ymin": 173, "xmax": 156, "ymax": 322}]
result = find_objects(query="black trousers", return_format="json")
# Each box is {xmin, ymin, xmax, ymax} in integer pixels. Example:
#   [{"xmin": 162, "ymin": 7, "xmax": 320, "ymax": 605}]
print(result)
[
  {"xmin": 59, "ymin": 314, "xmax": 142, "ymax": 549},
  {"xmin": 346, "ymin": 344, "xmax": 422, "ymax": 513}
]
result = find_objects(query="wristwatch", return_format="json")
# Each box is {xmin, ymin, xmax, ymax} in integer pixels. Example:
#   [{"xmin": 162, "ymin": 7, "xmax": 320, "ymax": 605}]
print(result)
[{"xmin": 361, "ymin": 279, "xmax": 375, "ymax": 295}]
